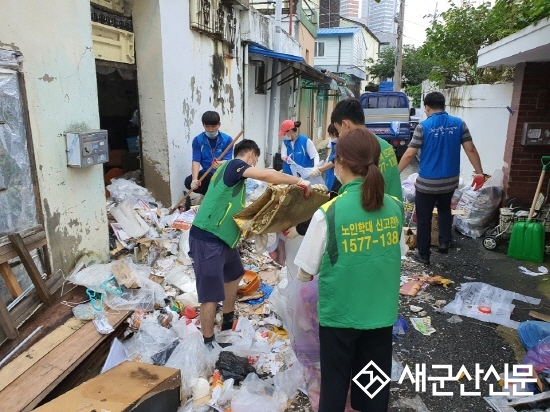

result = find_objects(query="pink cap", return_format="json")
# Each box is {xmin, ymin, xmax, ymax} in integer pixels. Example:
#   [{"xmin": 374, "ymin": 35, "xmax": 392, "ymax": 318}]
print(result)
[{"xmin": 278, "ymin": 120, "xmax": 295, "ymax": 137}]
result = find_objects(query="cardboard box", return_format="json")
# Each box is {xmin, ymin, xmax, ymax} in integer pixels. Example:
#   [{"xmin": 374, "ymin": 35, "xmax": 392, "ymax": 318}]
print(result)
[
  {"xmin": 431, "ymin": 209, "xmax": 465, "ymax": 246},
  {"xmin": 34, "ymin": 362, "xmax": 181, "ymax": 412}
]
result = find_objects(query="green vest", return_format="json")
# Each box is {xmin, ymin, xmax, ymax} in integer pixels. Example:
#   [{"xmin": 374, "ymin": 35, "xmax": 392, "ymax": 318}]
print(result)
[
  {"xmin": 192, "ymin": 160, "xmax": 246, "ymax": 248},
  {"xmin": 377, "ymin": 136, "xmax": 403, "ymax": 202},
  {"xmin": 318, "ymin": 179, "xmax": 403, "ymax": 329}
]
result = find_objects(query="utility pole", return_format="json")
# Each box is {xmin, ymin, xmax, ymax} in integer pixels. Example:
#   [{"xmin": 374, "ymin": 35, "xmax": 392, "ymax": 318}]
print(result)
[{"xmin": 393, "ymin": 0, "xmax": 405, "ymax": 91}]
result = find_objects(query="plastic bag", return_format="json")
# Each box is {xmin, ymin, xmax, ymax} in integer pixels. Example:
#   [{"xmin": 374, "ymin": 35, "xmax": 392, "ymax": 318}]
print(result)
[
  {"xmin": 215, "ymin": 351, "xmax": 257, "ymax": 384},
  {"xmin": 246, "ymin": 179, "xmax": 268, "ymax": 204},
  {"xmin": 231, "ymin": 373, "xmax": 288, "ymax": 412},
  {"xmin": 273, "ymin": 362, "xmax": 305, "ymax": 399},
  {"xmin": 123, "ymin": 316, "xmax": 178, "ymax": 364},
  {"xmin": 177, "ymin": 230, "xmax": 192, "ymax": 266},
  {"xmin": 69, "ymin": 263, "xmax": 112, "ymax": 293},
  {"xmin": 518, "ymin": 321, "xmax": 550, "ymax": 351},
  {"xmin": 166, "ymin": 324, "xmax": 221, "ymax": 399},
  {"xmin": 106, "ymin": 178, "xmax": 160, "ymax": 208},
  {"xmin": 453, "ymin": 171, "xmax": 503, "ymax": 239},
  {"xmin": 165, "ymin": 265, "xmax": 196, "ymax": 293},
  {"xmin": 523, "ymin": 334, "xmax": 550, "ymax": 373},
  {"xmin": 288, "ymin": 159, "xmax": 325, "ymax": 186}
]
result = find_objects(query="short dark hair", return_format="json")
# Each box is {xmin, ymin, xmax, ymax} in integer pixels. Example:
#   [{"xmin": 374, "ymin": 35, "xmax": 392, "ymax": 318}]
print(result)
[
  {"xmin": 331, "ymin": 98, "xmax": 365, "ymax": 126},
  {"xmin": 424, "ymin": 92, "xmax": 445, "ymax": 110},
  {"xmin": 202, "ymin": 111, "xmax": 221, "ymax": 125},
  {"xmin": 234, "ymin": 139, "xmax": 260, "ymax": 157},
  {"xmin": 327, "ymin": 123, "xmax": 339, "ymax": 137}
]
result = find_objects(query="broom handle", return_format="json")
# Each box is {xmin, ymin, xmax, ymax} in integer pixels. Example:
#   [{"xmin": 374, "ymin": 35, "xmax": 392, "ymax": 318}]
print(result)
[
  {"xmin": 169, "ymin": 130, "xmax": 244, "ymax": 214},
  {"xmin": 528, "ymin": 169, "xmax": 546, "ymax": 221}
]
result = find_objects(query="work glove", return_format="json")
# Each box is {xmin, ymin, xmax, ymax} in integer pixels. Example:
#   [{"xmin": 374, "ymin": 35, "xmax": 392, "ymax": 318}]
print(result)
[
  {"xmin": 212, "ymin": 159, "xmax": 223, "ymax": 169},
  {"xmin": 297, "ymin": 178, "xmax": 312, "ymax": 199},
  {"xmin": 283, "ymin": 227, "xmax": 299, "ymax": 239},
  {"xmin": 309, "ymin": 167, "xmax": 321, "ymax": 178},
  {"xmin": 297, "ymin": 268, "xmax": 314, "ymax": 282},
  {"xmin": 471, "ymin": 174, "xmax": 484, "ymax": 191},
  {"xmin": 283, "ymin": 156, "xmax": 292, "ymax": 164},
  {"xmin": 191, "ymin": 180, "xmax": 201, "ymax": 190}
]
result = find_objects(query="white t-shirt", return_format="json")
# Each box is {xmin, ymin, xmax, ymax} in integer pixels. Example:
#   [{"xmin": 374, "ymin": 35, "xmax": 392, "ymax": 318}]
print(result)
[{"xmin": 294, "ymin": 210, "xmax": 327, "ymax": 275}]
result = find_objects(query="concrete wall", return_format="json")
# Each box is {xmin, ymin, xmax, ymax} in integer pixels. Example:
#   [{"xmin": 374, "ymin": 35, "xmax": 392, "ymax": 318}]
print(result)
[
  {"xmin": 439, "ymin": 83, "xmax": 514, "ymax": 182},
  {"xmin": 298, "ymin": 24, "xmax": 315, "ymax": 65},
  {"xmin": 503, "ymin": 62, "xmax": 550, "ymax": 203},
  {"xmin": 133, "ymin": 0, "xmax": 244, "ymax": 205},
  {"xmin": 0, "ymin": 0, "xmax": 109, "ymax": 273}
]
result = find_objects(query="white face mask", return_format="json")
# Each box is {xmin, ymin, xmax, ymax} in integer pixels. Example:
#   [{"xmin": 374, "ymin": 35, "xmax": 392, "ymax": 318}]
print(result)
[{"xmin": 205, "ymin": 131, "xmax": 218, "ymax": 138}]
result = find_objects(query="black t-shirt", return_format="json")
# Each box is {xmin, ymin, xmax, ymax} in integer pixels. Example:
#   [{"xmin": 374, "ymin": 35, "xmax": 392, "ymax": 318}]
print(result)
[{"xmin": 190, "ymin": 159, "xmax": 251, "ymax": 244}]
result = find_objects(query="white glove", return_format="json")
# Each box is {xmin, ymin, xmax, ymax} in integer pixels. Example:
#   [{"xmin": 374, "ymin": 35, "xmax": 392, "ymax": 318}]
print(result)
[
  {"xmin": 191, "ymin": 180, "xmax": 201, "ymax": 190},
  {"xmin": 284, "ymin": 156, "xmax": 292, "ymax": 164},
  {"xmin": 283, "ymin": 227, "xmax": 299, "ymax": 239},
  {"xmin": 297, "ymin": 178, "xmax": 312, "ymax": 199},
  {"xmin": 297, "ymin": 268, "xmax": 313, "ymax": 282},
  {"xmin": 309, "ymin": 167, "xmax": 321, "ymax": 178}
]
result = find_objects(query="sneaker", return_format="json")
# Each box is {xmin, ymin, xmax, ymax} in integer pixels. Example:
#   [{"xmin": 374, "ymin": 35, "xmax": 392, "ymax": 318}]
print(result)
[{"xmin": 413, "ymin": 251, "xmax": 430, "ymax": 265}]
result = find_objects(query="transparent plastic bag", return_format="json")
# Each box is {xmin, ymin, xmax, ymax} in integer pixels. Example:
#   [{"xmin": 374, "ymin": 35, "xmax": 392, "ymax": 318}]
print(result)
[
  {"xmin": 122, "ymin": 316, "xmax": 178, "ymax": 364},
  {"xmin": 273, "ymin": 362, "xmax": 305, "ymax": 399},
  {"xmin": 231, "ymin": 373, "xmax": 288, "ymax": 412},
  {"xmin": 165, "ymin": 325, "xmax": 221, "ymax": 399},
  {"xmin": 523, "ymin": 334, "xmax": 550, "ymax": 373},
  {"xmin": 69, "ymin": 263, "xmax": 112, "ymax": 293},
  {"xmin": 106, "ymin": 178, "xmax": 160, "ymax": 208},
  {"xmin": 289, "ymin": 160, "xmax": 325, "ymax": 186}
]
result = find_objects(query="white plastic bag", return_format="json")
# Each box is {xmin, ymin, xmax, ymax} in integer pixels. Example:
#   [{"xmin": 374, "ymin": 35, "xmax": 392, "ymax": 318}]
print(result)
[
  {"xmin": 231, "ymin": 373, "xmax": 288, "ymax": 412},
  {"xmin": 288, "ymin": 159, "xmax": 325, "ymax": 186}
]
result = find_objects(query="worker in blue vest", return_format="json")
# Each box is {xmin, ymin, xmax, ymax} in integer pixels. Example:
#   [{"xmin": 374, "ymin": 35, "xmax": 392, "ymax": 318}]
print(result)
[
  {"xmin": 279, "ymin": 120, "xmax": 320, "ymax": 175},
  {"xmin": 310, "ymin": 123, "xmax": 340, "ymax": 194},
  {"xmin": 184, "ymin": 111, "xmax": 234, "ymax": 197}
]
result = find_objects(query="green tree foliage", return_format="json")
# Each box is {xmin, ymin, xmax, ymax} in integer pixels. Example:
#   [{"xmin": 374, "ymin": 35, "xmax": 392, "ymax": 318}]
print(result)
[
  {"xmin": 367, "ymin": 46, "xmax": 434, "ymax": 86},
  {"xmin": 422, "ymin": 0, "xmax": 550, "ymax": 86}
]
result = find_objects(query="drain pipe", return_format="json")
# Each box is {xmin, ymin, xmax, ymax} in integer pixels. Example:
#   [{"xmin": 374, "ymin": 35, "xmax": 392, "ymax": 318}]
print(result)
[
  {"xmin": 337, "ymin": 36, "xmax": 341, "ymax": 72},
  {"xmin": 265, "ymin": 0, "xmax": 282, "ymax": 168}
]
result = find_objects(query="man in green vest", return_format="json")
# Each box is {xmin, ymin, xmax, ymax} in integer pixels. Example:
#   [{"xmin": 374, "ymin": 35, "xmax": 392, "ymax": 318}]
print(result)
[
  {"xmin": 331, "ymin": 98, "xmax": 403, "ymax": 202},
  {"xmin": 190, "ymin": 139, "xmax": 311, "ymax": 348}
]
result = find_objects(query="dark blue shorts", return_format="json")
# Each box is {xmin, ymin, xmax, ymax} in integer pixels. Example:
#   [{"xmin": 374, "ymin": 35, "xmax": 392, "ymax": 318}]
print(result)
[{"xmin": 189, "ymin": 233, "xmax": 245, "ymax": 303}]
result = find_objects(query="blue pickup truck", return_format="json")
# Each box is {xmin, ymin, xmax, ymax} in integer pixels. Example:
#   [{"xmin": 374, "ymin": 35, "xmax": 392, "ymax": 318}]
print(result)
[{"xmin": 359, "ymin": 91, "xmax": 416, "ymax": 158}]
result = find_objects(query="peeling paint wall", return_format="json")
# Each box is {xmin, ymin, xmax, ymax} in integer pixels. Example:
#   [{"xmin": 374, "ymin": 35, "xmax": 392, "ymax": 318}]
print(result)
[
  {"xmin": 439, "ymin": 83, "xmax": 514, "ymax": 181},
  {"xmin": 0, "ymin": 1, "xmax": 109, "ymax": 274},
  {"xmin": 133, "ymin": 0, "xmax": 244, "ymax": 205}
]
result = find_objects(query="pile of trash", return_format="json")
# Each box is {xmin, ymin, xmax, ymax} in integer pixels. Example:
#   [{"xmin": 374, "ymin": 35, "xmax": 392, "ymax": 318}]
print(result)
[{"xmin": 66, "ymin": 177, "xmax": 313, "ymax": 411}]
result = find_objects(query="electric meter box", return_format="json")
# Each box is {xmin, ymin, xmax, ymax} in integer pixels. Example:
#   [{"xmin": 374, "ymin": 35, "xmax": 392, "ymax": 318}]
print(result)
[
  {"xmin": 66, "ymin": 130, "xmax": 109, "ymax": 168},
  {"xmin": 521, "ymin": 122, "xmax": 550, "ymax": 146}
]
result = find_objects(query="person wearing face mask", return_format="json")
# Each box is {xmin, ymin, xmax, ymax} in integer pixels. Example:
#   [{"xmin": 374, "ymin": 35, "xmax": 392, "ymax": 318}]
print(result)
[
  {"xmin": 189, "ymin": 139, "xmax": 312, "ymax": 349},
  {"xmin": 295, "ymin": 128, "xmax": 403, "ymax": 412},
  {"xmin": 184, "ymin": 111, "xmax": 234, "ymax": 198},
  {"xmin": 279, "ymin": 120, "xmax": 320, "ymax": 175},
  {"xmin": 310, "ymin": 123, "xmax": 340, "ymax": 195}
]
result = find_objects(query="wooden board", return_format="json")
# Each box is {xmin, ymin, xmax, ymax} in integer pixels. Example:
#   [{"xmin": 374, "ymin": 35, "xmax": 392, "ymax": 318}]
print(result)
[
  {"xmin": 0, "ymin": 317, "xmax": 86, "ymax": 392},
  {"xmin": 0, "ymin": 262, "xmax": 23, "ymax": 298},
  {"xmin": 0, "ymin": 310, "xmax": 130, "ymax": 412},
  {"xmin": 34, "ymin": 362, "xmax": 181, "ymax": 412},
  {"xmin": 0, "ymin": 226, "xmax": 47, "ymax": 264},
  {"xmin": 529, "ymin": 310, "xmax": 550, "ymax": 323}
]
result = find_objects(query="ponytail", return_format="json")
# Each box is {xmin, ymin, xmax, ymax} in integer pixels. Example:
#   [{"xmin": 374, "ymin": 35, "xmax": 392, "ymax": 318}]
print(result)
[{"xmin": 360, "ymin": 163, "xmax": 385, "ymax": 212}]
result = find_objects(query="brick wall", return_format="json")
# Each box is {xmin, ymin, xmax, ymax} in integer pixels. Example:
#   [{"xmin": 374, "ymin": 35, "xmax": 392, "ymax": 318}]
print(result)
[
  {"xmin": 319, "ymin": 0, "xmax": 340, "ymax": 28},
  {"xmin": 503, "ymin": 62, "xmax": 550, "ymax": 204}
]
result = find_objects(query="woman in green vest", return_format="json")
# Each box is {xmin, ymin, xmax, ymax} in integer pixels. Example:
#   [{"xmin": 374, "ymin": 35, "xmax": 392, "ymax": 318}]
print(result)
[{"xmin": 295, "ymin": 128, "xmax": 403, "ymax": 412}]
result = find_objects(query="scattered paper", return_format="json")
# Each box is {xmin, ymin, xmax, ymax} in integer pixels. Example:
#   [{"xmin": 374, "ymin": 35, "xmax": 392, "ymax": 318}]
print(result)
[
  {"xmin": 443, "ymin": 282, "xmax": 541, "ymax": 328},
  {"xmin": 410, "ymin": 317, "xmax": 436, "ymax": 336},
  {"xmin": 93, "ymin": 313, "xmax": 115, "ymax": 334},
  {"xmin": 519, "ymin": 265, "xmax": 549, "ymax": 277},
  {"xmin": 101, "ymin": 338, "xmax": 128, "ymax": 373}
]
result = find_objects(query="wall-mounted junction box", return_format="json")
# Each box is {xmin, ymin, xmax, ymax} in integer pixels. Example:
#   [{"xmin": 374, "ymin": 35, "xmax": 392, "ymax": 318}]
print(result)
[{"xmin": 66, "ymin": 130, "xmax": 109, "ymax": 168}]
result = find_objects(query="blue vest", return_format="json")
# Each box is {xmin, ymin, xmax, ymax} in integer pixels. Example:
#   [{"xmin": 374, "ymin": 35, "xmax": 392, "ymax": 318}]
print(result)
[
  {"xmin": 196, "ymin": 132, "xmax": 233, "ymax": 173},
  {"xmin": 282, "ymin": 134, "xmax": 314, "ymax": 175},
  {"xmin": 325, "ymin": 141, "xmax": 337, "ymax": 190},
  {"xmin": 418, "ymin": 111, "xmax": 463, "ymax": 179}
]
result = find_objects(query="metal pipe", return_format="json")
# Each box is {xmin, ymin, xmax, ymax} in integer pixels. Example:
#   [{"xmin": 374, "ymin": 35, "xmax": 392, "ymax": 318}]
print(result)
[
  {"xmin": 0, "ymin": 325, "xmax": 43, "ymax": 368},
  {"xmin": 289, "ymin": 0, "xmax": 293, "ymax": 36},
  {"xmin": 337, "ymin": 36, "xmax": 341, "ymax": 72}
]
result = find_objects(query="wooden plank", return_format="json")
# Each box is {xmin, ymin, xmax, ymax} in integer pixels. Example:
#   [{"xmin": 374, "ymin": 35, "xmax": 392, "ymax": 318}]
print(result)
[
  {"xmin": 0, "ymin": 317, "xmax": 86, "ymax": 392},
  {"xmin": 0, "ymin": 231, "xmax": 47, "ymax": 265},
  {"xmin": 0, "ymin": 262, "xmax": 23, "ymax": 298},
  {"xmin": 0, "ymin": 310, "xmax": 130, "ymax": 412},
  {"xmin": 529, "ymin": 310, "xmax": 550, "ymax": 322},
  {"xmin": 0, "ymin": 226, "xmax": 43, "ymax": 249},
  {"xmin": 8, "ymin": 233, "xmax": 51, "ymax": 306},
  {"xmin": 0, "ymin": 270, "xmax": 63, "ymax": 346},
  {"xmin": 0, "ymin": 298, "xmax": 18, "ymax": 339}
]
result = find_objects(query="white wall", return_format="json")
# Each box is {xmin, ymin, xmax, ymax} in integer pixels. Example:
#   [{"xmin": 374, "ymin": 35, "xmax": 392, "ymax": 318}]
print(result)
[
  {"xmin": 134, "ymin": 0, "xmax": 244, "ymax": 205},
  {"xmin": 439, "ymin": 83, "xmax": 514, "ymax": 181},
  {"xmin": 0, "ymin": 0, "xmax": 109, "ymax": 273},
  {"xmin": 314, "ymin": 36, "xmax": 353, "ymax": 70}
]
